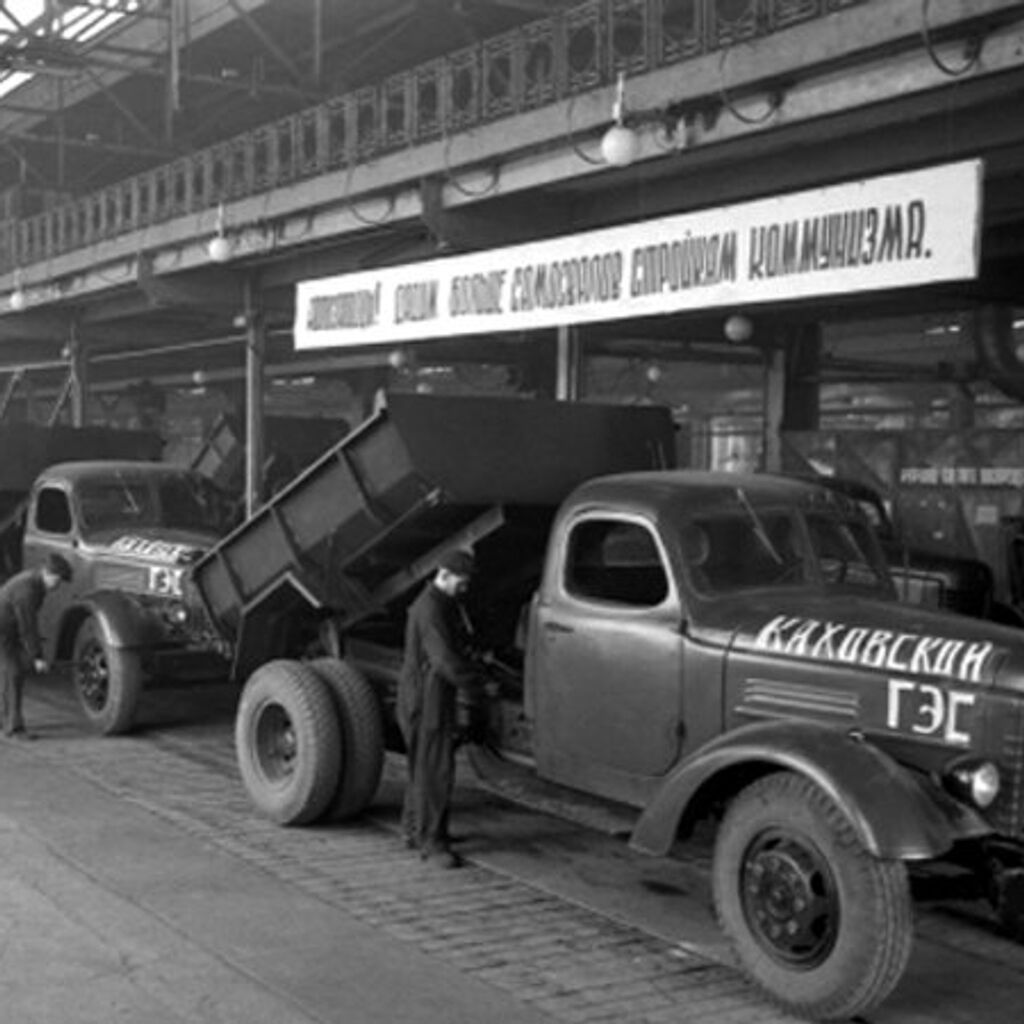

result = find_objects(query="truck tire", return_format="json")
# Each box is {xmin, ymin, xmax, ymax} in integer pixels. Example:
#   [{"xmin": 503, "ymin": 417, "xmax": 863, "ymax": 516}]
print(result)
[
  {"xmin": 235, "ymin": 659, "xmax": 341, "ymax": 826},
  {"xmin": 72, "ymin": 617, "xmax": 143, "ymax": 735},
  {"xmin": 310, "ymin": 658, "xmax": 385, "ymax": 820},
  {"xmin": 712, "ymin": 771, "xmax": 913, "ymax": 1021}
]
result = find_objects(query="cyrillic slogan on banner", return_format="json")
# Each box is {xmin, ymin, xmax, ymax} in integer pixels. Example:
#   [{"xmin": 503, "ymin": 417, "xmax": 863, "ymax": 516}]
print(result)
[{"xmin": 294, "ymin": 160, "xmax": 981, "ymax": 350}]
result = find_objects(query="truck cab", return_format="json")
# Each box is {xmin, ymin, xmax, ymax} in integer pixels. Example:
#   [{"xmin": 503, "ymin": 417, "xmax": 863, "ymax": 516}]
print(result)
[
  {"xmin": 527, "ymin": 472, "xmax": 894, "ymax": 806},
  {"xmin": 26, "ymin": 461, "xmax": 233, "ymax": 733},
  {"xmin": 193, "ymin": 396, "xmax": 1024, "ymax": 1022}
]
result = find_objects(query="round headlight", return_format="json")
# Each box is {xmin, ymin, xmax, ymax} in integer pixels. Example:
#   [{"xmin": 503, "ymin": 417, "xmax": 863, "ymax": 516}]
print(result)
[
  {"xmin": 163, "ymin": 602, "xmax": 189, "ymax": 626},
  {"xmin": 948, "ymin": 759, "xmax": 1001, "ymax": 809}
]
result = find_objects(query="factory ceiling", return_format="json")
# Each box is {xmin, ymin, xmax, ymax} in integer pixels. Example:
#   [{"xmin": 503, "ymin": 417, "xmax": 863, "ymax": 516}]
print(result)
[{"xmin": 0, "ymin": 0, "xmax": 580, "ymax": 198}]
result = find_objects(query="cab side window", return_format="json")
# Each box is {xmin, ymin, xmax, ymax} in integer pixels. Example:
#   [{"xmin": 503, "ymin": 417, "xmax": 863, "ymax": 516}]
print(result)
[
  {"xmin": 35, "ymin": 487, "xmax": 72, "ymax": 535},
  {"xmin": 565, "ymin": 519, "xmax": 668, "ymax": 607}
]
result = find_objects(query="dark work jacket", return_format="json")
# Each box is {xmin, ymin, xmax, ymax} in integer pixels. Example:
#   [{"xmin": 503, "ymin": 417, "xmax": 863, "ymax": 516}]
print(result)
[
  {"xmin": 397, "ymin": 584, "xmax": 478, "ymax": 738},
  {"xmin": 0, "ymin": 569, "xmax": 46, "ymax": 662}
]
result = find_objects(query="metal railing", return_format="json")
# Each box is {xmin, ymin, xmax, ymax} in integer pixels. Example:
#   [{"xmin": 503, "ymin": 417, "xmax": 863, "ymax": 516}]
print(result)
[{"xmin": 0, "ymin": 0, "xmax": 868, "ymax": 275}]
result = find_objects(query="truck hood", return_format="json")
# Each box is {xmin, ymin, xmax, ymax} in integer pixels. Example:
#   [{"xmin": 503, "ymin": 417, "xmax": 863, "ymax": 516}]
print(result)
[
  {"xmin": 703, "ymin": 591, "xmax": 1024, "ymax": 691},
  {"xmin": 83, "ymin": 528, "xmax": 217, "ymax": 566}
]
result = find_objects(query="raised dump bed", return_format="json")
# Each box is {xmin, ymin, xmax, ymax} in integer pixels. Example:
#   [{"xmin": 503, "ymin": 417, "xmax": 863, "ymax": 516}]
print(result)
[
  {"xmin": 190, "ymin": 412, "xmax": 350, "ymax": 495},
  {"xmin": 193, "ymin": 393, "xmax": 674, "ymax": 678}
]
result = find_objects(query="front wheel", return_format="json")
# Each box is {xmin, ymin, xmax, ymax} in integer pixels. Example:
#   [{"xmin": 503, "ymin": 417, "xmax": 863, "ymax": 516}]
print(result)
[
  {"xmin": 712, "ymin": 772, "xmax": 913, "ymax": 1021},
  {"xmin": 72, "ymin": 617, "xmax": 143, "ymax": 735}
]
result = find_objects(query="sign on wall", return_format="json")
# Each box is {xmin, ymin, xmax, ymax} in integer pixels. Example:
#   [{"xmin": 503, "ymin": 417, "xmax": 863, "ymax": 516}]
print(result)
[{"xmin": 294, "ymin": 160, "xmax": 982, "ymax": 350}]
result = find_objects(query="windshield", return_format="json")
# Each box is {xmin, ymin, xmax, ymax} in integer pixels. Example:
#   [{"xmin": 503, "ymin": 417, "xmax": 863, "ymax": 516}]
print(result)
[
  {"xmin": 804, "ymin": 512, "xmax": 891, "ymax": 591},
  {"xmin": 681, "ymin": 502, "xmax": 891, "ymax": 596},
  {"xmin": 77, "ymin": 470, "xmax": 231, "ymax": 539}
]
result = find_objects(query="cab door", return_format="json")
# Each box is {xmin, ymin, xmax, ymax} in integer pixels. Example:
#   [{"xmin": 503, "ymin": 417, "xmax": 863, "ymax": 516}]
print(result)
[
  {"xmin": 531, "ymin": 513, "xmax": 687, "ymax": 806},
  {"xmin": 23, "ymin": 483, "xmax": 86, "ymax": 659}
]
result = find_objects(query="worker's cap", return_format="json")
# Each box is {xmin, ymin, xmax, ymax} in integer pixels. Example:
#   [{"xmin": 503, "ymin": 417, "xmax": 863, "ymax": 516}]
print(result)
[
  {"xmin": 44, "ymin": 553, "xmax": 73, "ymax": 582},
  {"xmin": 437, "ymin": 549, "xmax": 476, "ymax": 578}
]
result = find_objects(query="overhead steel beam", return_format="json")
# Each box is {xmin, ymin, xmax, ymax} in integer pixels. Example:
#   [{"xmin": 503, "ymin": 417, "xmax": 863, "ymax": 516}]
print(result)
[
  {"xmin": 0, "ymin": 0, "xmax": 281, "ymax": 137},
  {"xmin": 224, "ymin": 0, "xmax": 308, "ymax": 89},
  {"xmin": 58, "ymin": 1, "xmax": 168, "ymax": 19},
  {"xmin": 0, "ymin": 310, "xmax": 71, "ymax": 342},
  {"xmin": 5, "ymin": 0, "xmax": 1024, "ymax": 308},
  {"xmin": 43, "ymin": 47, "xmax": 314, "ymax": 97},
  {"xmin": 0, "ymin": 139, "xmax": 50, "ymax": 187},
  {"xmin": 137, "ymin": 255, "xmax": 244, "ymax": 313},
  {"xmin": 81, "ymin": 62, "xmax": 165, "ymax": 148},
  {"xmin": 0, "ymin": 129, "xmax": 173, "ymax": 159},
  {"xmin": 312, "ymin": 0, "xmax": 322, "ymax": 86}
]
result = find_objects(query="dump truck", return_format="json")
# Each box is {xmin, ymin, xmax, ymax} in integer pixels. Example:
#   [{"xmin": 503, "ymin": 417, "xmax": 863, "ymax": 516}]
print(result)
[
  {"xmin": 21, "ymin": 459, "xmax": 235, "ymax": 732},
  {"xmin": 0, "ymin": 421, "xmax": 238, "ymax": 733},
  {"xmin": 0, "ymin": 421, "xmax": 162, "ymax": 577},
  {"xmin": 194, "ymin": 393, "xmax": 1024, "ymax": 1021},
  {"xmin": 190, "ymin": 412, "xmax": 350, "ymax": 502}
]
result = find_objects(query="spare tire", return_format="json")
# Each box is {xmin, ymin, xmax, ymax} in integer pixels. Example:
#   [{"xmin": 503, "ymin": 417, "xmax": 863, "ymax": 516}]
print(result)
[
  {"xmin": 310, "ymin": 658, "xmax": 385, "ymax": 820},
  {"xmin": 235, "ymin": 659, "xmax": 341, "ymax": 825}
]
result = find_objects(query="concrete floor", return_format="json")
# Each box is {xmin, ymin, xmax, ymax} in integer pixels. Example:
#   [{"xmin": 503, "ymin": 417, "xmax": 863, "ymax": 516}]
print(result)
[
  {"xmin": 2, "ymin": 673, "xmax": 1024, "ymax": 1024},
  {"xmin": 0, "ymin": 736, "xmax": 553, "ymax": 1024}
]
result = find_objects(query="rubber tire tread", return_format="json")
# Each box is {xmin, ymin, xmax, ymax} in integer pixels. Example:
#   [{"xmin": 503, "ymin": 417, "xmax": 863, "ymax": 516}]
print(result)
[
  {"xmin": 72, "ymin": 617, "xmax": 143, "ymax": 736},
  {"xmin": 712, "ymin": 771, "xmax": 913, "ymax": 1021},
  {"xmin": 310, "ymin": 658, "xmax": 385, "ymax": 821},
  {"xmin": 235, "ymin": 659, "xmax": 341, "ymax": 826}
]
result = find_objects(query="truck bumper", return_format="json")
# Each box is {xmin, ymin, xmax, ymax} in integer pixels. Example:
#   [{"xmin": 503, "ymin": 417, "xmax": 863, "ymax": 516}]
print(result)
[{"xmin": 141, "ymin": 647, "xmax": 229, "ymax": 685}]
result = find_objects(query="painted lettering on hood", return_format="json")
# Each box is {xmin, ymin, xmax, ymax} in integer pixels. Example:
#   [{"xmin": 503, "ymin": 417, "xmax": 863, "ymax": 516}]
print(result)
[
  {"xmin": 755, "ymin": 615, "xmax": 997, "ymax": 685},
  {"xmin": 111, "ymin": 535, "xmax": 193, "ymax": 564}
]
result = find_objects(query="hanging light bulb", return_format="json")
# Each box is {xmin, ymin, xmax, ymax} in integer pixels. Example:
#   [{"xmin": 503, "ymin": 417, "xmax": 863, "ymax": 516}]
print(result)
[
  {"xmin": 724, "ymin": 313, "xmax": 754, "ymax": 343},
  {"xmin": 8, "ymin": 268, "xmax": 27, "ymax": 311},
  {"xmin": 601, "ymin": 72, "xmax": 640, "ymax": 168},
  {"xmin": 207, "ymin": 203, "xmax": 234, "ymax": 263}
]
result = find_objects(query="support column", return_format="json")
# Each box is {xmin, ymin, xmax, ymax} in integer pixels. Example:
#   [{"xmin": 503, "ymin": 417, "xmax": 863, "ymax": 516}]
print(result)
[
  {"xmin": 68, "ymin": 322, "xmax": 87, "ymax": 427},
  {"xmin": 555, "ymin": 325, "xmax": 580, "ymax": 401},
  {"xmin": 313, "ymin": 0, "xmax": 324, "ymax": 87},
  {"xmin": 762, "ymin": 323, "xmax": 822, "ymax": 472},
  {"xmin": 762, "ymin": 345, "xmax": 786, "ymax": 473},
  {"xmin": 781, "ymin": 323, "xmax": 821, "ymax": 433},
  {"xmin": 244, "ymin": 276, "xmax": 266, "ymax": 518},
  {"xmin": 949, "ymin": 384, "xmax": 975, "ymax": 431}
]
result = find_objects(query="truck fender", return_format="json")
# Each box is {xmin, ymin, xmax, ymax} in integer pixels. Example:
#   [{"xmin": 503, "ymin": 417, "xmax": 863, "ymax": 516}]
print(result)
[
  {"xmin": 629, "ymin": 719, "xmax": 991, "ymax": 862},
  {"xmin": 62, "ymin": 592, "xmax": 157, "ymax": 654}
]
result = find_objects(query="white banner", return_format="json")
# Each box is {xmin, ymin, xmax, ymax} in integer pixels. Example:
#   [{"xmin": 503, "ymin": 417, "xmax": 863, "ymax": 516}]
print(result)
[{"xmin": 294, "ymin": 160, "xmax": 982, "ymax": 350}]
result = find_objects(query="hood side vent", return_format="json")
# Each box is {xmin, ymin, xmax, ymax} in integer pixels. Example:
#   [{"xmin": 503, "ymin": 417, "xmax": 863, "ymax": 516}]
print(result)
[{"xmin": 739, "ymin": 678, "xmax": 860, "ymax": 721}]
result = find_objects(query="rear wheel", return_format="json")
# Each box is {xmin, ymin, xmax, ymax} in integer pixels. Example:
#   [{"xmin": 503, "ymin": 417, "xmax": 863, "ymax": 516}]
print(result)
[
  {"xmin": 310, "ymin": 658, "xmax": 385, "ymax": 820},
  {"xmin": 235, "ymin": 659, "xmax": 341, "ymax": 825},
  {"xmin": 72, "ymin": 617, "xmax": 143, "ymax": 735},
  {"xmin": 712, "ymin": 772, "xmax": 913, "ymax": 1021}
]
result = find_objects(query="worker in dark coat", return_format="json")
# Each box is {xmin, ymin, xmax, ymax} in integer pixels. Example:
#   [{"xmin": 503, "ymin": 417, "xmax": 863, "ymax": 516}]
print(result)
[
  {"xmin": 0, "ymin": 553, "xmax": 72, "ymax": 739},
  {"xmin": 397, "ymin": 549, "xmax": 481, "ymax": 868}
]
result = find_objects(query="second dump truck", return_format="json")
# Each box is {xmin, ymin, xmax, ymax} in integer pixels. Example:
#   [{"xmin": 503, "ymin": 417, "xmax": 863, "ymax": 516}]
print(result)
[{"xmin": 194, "ymin": 394, "xmax": 1024, "ymax": 1022}]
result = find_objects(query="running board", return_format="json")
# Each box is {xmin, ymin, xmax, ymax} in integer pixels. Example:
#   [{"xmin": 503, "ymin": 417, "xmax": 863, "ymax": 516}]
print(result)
[{"xmin": 467, "ymin": 744, "xmax": 637, "ymax": 838}]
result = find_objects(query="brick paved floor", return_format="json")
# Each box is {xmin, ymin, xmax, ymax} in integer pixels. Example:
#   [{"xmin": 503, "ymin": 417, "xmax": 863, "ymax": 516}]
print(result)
[{"xmin": 17, "ymin": 676, "xmax": 1024, "ymax": 1024}]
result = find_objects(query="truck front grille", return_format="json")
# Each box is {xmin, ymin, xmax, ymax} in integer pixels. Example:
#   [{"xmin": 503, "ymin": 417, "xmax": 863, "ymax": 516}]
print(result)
[
  {"xmin": 94, "ymin": 564, "xmax": 148, "ymax": 591},
  {"xmin": 988, "ymin": 703, "xmax": 1024, "ymax": 840}
]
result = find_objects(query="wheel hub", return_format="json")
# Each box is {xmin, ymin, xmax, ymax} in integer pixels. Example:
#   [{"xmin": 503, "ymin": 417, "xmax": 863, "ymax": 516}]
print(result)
[
  {"xmin": 741, "ymin": 830, "xmax": 839, "ymax": 967},
  {"xmin": 77, "ymin": 643, "xmax": 109, "ymax": 712},
  {"xmin": 254, "ymin": 704, "xmax": 298, "ymax": 784}
]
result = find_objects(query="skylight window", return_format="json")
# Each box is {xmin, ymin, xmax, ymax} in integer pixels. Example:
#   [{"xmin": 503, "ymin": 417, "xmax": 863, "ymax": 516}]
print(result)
[{"xmin": 0, "ymin": 0, "xmax": 139, "ymax": 101}]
